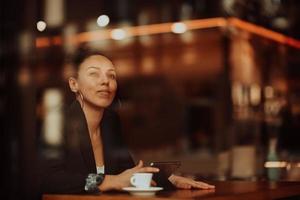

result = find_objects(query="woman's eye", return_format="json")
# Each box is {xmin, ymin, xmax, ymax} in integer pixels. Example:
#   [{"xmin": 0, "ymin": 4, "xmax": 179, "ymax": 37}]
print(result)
[{"xmin": 109, "ymin": 74, "xmax": 116, "ymax": 79}]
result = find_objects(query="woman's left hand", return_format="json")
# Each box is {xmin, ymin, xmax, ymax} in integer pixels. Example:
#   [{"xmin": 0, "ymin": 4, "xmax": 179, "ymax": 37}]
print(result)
[{"xmin": 168, "ymin": 175, "xmax": 215, "ymax": 190}]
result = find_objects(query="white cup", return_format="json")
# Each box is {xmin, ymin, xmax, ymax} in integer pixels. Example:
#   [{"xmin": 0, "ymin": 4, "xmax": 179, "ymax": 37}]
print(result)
[{"xmin": 130, "ymin": 173, "xmax": 153, "ymax": 188}]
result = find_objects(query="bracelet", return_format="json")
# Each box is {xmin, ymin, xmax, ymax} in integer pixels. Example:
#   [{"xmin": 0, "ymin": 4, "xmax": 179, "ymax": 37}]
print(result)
[{"xmin": 84, "ymin": 173, "xmax": 105, "ymax": 192}]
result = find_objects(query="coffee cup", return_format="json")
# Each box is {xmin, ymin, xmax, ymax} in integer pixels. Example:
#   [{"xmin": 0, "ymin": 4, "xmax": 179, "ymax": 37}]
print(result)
[{"xmin": 130, "ymin": 173, "xmax": 153, "ymax": 188}]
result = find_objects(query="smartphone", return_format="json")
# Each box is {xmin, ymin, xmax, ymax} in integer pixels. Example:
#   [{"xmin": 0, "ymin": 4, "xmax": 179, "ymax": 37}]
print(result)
[
  {"xmin": 150, "ymin": 161, "xmax": 181, "ymax": 190},
  {"xmin": 150, "ymin": 161, "xmax": 181, "ymax": 177}
]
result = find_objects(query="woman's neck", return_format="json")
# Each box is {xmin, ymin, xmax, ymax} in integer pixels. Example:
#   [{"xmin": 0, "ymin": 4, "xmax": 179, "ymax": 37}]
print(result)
[{"xmin": 78, "ymin": 99, "xmax": 104, "ymax": 137}]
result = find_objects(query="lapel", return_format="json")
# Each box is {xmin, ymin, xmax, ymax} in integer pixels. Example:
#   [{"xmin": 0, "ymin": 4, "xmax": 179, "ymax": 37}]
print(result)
[
  {"xmin": 100, "ymin": 110, "xmax": 113, "ymax": 174},
  {"xmin": 69, "ymin": 101, "xmax": 116, "ymax": 174},
  {"xmin": 101, "ymin": 109, "xmax": 121, "ymax": 175},
  {"xmin": 71, "ymin": 101, "xmax": 97, "ymax": 174}
]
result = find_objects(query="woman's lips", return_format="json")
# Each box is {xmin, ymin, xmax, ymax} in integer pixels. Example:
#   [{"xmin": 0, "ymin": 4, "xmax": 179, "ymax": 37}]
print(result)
[{"xmin": 97, "ymin": 91, "xmax": 110, "ymax": 97}]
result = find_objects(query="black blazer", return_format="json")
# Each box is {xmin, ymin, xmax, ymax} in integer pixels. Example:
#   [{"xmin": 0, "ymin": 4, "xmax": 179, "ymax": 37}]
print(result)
[{"xmin": 39, "ymin": 100, "xmax": 135, "ymax": 194}]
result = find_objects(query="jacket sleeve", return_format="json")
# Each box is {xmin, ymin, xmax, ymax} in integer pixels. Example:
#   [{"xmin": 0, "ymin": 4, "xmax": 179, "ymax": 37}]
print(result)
[
  {"xmin": 38, "ymin": 156, "xmax": 87, "ymax": 194},
  {"xmin": 38, "ymin": 101, "xmax": 89, "ymax": 195}
]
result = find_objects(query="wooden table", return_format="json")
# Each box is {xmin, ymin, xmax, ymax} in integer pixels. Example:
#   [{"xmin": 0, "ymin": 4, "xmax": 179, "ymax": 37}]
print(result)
[{"xmin": 43, "ymin": 181, "xmax": 300, "ymax": 200}]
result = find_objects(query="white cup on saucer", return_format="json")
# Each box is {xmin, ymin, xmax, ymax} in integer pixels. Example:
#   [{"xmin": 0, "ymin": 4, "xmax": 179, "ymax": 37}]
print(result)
[{"xmin": 130, "ymin": 173, "xmax": 153, "ymax": 188}]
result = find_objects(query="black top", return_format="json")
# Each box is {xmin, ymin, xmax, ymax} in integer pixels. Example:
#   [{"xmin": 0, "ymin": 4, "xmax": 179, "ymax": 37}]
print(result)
[
  {"xmin": 39, "ymin": 100, "xmax": 174, "ymax": 195},
  {"xmin": 39, "ymin": 100, "xmax": 135, "ymax": 194}
]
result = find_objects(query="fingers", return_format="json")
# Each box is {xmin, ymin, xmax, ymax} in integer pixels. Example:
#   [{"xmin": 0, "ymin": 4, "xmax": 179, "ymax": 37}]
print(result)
[
  {"xmin": 192, "ymin": 181, "xmax": 215, "ymax": 189},
  {"xmin": 151, "ymin": 180, "xmax": 157, "ymax": 186},
  {"xmin": 134, "ymin": 160, "xmax": 143, "ymax": 168},
  {"xmin": 133, "ymin": 160, "xmax": 159, "ymax": 173},
  {"xmin": 138, "ymin": 166, "xmax": 159, "ymax": 173},
  {"xmin": 173, "ymin": 177, "xmax": 215, "ymax": 190},
  {"xmin": 133, "ymin": 160, "xmax": 144, "ymax": 170},
  {"xmin": 178, "ymin": 183, "xmax": 192, "ymax": 189}
]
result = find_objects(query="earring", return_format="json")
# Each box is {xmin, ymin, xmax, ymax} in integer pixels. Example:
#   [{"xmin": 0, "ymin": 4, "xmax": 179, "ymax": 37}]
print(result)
[{"xmin": 77, "ymin": 91, "xmax": 84, "ymax": 108}]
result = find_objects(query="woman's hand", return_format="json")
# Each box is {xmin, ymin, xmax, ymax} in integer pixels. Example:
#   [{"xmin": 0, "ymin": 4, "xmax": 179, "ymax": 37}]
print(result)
[
  {"xmin": 99, "ymin": 160, "xmax": 159, "ymax": 191},
  {"xmin": 168, "ymin": 174, "xmax": 215, "ymax": 190}
]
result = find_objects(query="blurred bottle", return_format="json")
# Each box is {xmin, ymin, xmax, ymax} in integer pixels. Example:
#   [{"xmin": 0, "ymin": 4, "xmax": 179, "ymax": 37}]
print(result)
[
  {"xmin": 230, "ymin": 83, "xmax": 260, "ymax": 180},
  {"xmin": 267, "ymin": 138, "xmax": 280, "ymax": 181}
]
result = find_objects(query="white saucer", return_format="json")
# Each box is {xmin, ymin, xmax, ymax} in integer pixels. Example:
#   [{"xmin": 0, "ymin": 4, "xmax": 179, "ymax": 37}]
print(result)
[{"xmin": 122, "ymin": 187, "xmax": 163, "ymax": 196}]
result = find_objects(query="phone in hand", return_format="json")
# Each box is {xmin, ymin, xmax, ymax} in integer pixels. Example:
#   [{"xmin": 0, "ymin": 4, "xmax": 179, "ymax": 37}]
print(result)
[
  {"xmin": 150, "ymin": 161, "xmax": 181, "ymax": 178},
  {"xmin": 150, "ymin": 161, "xmax": 181, "ymax": 190}
]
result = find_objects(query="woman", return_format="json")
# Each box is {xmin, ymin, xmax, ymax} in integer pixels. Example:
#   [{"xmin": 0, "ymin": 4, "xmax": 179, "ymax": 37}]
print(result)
[{"xmin": 40, "ymin": 51, "xmax": 214, "ymax": 194}]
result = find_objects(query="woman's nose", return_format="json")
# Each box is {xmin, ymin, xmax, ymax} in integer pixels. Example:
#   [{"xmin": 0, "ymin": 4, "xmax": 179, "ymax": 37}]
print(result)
[{"xmin": 100, "ymin": 75, "xmax": 109, "ymax": 85}]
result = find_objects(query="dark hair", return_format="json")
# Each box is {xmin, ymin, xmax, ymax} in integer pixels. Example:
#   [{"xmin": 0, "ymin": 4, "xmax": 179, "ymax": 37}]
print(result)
[{"xmin": 71, "ymin": 47, "xmax": 111, "ymax": 74}]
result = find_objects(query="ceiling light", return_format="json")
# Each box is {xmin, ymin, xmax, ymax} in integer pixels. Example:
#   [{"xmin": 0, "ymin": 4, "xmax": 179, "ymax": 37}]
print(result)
[
  {"xmin": 97, "ymin": 15, "xmax": 110, "ymax": 27},
  {"xmin": 171, "ymin": 22, "xmax": 187, "ymax": 34},
  {"xmin": 37, "ymin": 21, "xmax": 47, "ymax": 32}
]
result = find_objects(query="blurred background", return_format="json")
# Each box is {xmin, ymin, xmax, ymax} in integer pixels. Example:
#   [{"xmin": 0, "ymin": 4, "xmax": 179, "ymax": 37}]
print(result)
[{"xmin": 2, "ymin": 0, "xmax": 300, "ymax": 199}]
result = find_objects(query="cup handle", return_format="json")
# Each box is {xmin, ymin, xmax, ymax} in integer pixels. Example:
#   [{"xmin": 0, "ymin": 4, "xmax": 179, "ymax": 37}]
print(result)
[{"xmin": 130, "ymin": 176, "xmax": 136, "ymax": 186}]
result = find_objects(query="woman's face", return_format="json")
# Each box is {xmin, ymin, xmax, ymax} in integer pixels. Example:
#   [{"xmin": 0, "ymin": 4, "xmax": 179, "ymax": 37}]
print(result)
[{"xmin": 75, "ymin": 55, "xmax": 117, "ymax": 109}]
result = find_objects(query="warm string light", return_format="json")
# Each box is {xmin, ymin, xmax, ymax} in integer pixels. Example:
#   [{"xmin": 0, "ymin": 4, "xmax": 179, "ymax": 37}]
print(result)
[
  {"xmin": 35, "ymin": 17, "xmax": 300, "ymax": 49},
  {"xmin": 228, "ymin": 18, "xmax": 300, "ymax": 49},
  {"xmin": 264, "ymin": 161, "xmax": 287, "ymax": 168},
  {"xmin": 171, "ymin": 22, "xmax": 187, "ymax": 34},
  {"xmin": 111, "ymin": 29, "xmax": 127, "ymax": 40},
  {"xmin": 264, "ymin": 161, "xmax": 300, "ymax": 169}
]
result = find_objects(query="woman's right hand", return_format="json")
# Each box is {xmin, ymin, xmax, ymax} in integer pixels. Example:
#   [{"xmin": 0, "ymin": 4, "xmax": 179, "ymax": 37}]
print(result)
[{"xmin": 99, "ymin": 160, "xmax": 159, "ymax": 191}]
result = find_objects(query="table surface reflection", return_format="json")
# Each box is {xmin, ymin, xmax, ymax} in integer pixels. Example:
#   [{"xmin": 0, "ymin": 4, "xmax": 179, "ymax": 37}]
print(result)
[{"xmin": 43, "ymin": 181, "xmax": 300, "ymax": 200}]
